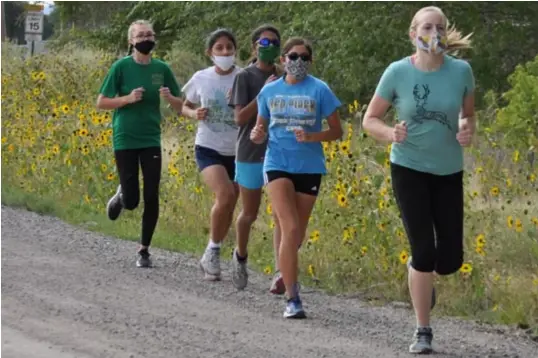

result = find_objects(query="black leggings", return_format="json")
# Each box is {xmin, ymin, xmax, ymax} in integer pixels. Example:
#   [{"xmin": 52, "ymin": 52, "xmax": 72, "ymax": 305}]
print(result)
[
  {"xmin": 114, "ymin": 147, "xmax": 161, "ymax": 247},
  {"xmin": 390, "ymin": 163, "xmax": 464, "ymax": 275}
]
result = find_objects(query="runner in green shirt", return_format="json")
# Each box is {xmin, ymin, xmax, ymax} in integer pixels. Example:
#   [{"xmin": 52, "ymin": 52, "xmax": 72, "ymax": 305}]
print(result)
[{"xmin": 96, "ymin": 20, "xmax": 183, "ymax": 268}]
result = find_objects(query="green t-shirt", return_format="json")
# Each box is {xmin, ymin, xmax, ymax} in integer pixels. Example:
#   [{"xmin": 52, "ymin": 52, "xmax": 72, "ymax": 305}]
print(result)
[{"xmin": 99, "ymin": 56, "xmax": 181, "ymax": 150}]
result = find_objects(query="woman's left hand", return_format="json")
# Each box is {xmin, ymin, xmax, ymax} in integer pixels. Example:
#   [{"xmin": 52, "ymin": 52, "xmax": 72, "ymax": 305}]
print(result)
[
  {"xmin": 159, "ymin": 86, "xmax": 173, "ymax": 101},
  {"xmin": 457, "ymin": 119, "xmax": 474, "ymax": 147},
  {"xmin": 294, "ymin": 128, "xmax": 310, "ymax": 143}
]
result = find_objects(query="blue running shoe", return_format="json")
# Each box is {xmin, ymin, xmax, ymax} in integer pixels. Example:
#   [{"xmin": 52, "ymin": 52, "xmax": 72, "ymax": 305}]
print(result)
[{"xmin": 283, "ymin": 296, "xmax": 306, "ymax": 319}]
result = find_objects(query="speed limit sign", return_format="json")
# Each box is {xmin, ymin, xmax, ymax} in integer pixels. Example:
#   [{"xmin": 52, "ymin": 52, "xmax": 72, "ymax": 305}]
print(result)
[{"xmin": 25, "ymin": 11, "xmax": 44, "ymax": 34}]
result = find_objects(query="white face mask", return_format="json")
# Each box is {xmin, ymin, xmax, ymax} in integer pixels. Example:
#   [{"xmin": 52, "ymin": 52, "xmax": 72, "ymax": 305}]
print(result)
[{"xmin": 212, "ymin": 55, "xmax": 235, "ymax": 71}]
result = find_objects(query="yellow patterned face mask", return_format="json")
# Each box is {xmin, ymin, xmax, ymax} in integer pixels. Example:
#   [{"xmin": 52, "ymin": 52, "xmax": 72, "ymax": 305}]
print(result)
[{"xmin": 416, "ymin": 33, "xmax": 448, "ymax": 54}]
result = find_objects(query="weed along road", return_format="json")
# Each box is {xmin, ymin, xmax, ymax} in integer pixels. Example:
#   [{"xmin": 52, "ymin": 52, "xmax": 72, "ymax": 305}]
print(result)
[{"xmin": 1, "ymin": 206, "xmax": 537, "ymax": 358}]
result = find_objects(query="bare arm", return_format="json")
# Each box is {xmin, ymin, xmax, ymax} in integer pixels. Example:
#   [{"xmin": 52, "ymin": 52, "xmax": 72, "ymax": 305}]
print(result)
[
  {"xmin": 182, "ymin": 99, "xmax": 199, "ymax": 120},
  {"xmin": 460, "ymin": 92, "xmax": 476, "ymax": 130},
  {"xmin": 234, "ymin": 100, "xmax": 258, "ymax": 126},
  {"xmin": 166, "ymin": 95, "xmax": 184, "ymax": 114},
  {"xmin": 233, "ymin": 74, "xmax": 278, "ymax": 126},
  {"xmin": 255, "ymin": 114, "xmax": 268, "ymax": 132},
  {"xmin": 304, "ymin": 111, "xmax": 343, "ymax": 142},
  {"xmin": 362, "ymin": 94, "xmax": 394, "ymax": 143},
  {"xmin": 96, "ymin": 94, "xmax": 131, "ymax": 110}
]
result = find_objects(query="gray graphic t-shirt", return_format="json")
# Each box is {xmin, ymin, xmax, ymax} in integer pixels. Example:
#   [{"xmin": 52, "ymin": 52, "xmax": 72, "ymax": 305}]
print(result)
[
  {"xmin": 182, "ymin": 66, "xmax": 241, "ymax": 156},
  {"xmin": 228, "ymin": 64, "xmax": 277, "ymax": 163}
]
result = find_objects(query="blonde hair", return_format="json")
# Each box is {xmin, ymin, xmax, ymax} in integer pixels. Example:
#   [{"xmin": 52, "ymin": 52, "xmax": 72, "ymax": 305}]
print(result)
[
  {"xmin": 127, "ymin": 20, "xmax": 154, "ymax": 55},
  {"xmin": 410, "ymin": 6, "xmax": 472, "ymax": 55},
  {"xmin": 127, "ymin": 20, "xmax": 154, "ymax": 41}
]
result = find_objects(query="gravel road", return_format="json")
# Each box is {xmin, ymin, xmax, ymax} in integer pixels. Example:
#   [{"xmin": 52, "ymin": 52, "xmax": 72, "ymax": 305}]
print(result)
[{"xmin": 1, "ymin": 206, "xmax": 537, "ymax": 358}]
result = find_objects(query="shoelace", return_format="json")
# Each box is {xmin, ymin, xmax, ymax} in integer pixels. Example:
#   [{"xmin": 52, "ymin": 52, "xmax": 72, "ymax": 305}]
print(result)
[
  {"xmin": 287, "ymin": 297, "xmax": 302, "ymax": 312},
  {"xmin": 415, "ymin": 329, "xmax": 432, "ymax": 343},
  {"xmin": 209, "ymin": 249, "xmax": 220, "ymax": 265},
  {"xmin": 237, "ymin": 263, "xmax": 247, "ymax": 278}
]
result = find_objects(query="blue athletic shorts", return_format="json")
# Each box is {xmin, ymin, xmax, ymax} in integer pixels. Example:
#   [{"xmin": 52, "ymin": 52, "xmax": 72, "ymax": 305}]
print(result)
[
  {"xmin": 194, "ymin": 145, "xmax": 235, "ymax": 181},
  {"xmin": 235, "ymin": 161, "xmax": 264, "ymax": 190}
]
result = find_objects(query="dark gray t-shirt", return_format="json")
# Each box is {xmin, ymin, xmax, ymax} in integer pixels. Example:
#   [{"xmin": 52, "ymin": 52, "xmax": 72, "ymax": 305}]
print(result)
[{"xmin": 228, "ymin": 64, "xmax": 276, "ymax": 163}]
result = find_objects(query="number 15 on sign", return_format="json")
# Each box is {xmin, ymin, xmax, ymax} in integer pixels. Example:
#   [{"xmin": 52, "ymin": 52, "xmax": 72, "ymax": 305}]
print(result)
[{"xmin": 25, "ymin": 11, "xmax": 44, "ymax": 34}]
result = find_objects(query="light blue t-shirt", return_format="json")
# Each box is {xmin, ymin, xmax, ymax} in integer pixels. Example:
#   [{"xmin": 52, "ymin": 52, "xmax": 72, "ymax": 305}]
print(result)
[
  {"xmin": 257, "ymin": 75, "xmax": 341, "ymax": 174},
  {"xmin": 375, "ymin": 54, "xmax": 475, "ymax": 175}
]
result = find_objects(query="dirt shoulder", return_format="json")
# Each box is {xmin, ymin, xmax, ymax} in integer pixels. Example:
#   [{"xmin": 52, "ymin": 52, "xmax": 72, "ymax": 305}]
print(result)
[{"xmin": 1, "ymin": 206, "xmax": 536, "ymax": 358}]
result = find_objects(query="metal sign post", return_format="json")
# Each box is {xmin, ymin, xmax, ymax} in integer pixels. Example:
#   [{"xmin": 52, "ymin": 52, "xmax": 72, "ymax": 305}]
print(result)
[{"xmin": 24, "ymin": 4, "xmax": 44, "ymax": 56}]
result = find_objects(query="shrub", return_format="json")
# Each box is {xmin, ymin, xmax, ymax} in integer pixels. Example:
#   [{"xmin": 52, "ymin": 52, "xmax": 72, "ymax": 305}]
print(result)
[
  {"xmin": 493, "ymin": 55, "xmax": 538, "ymax": 150},
  {"xmin": 163, "ymin": 43, "xmax": 211, "ymax": 88},
  {"xmin": 1, "ymin": 44, "xmax": 537, "ymax": 329}
]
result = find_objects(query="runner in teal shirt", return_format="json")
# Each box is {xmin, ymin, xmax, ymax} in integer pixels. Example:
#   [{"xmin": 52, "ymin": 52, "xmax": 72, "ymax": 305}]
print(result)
[{"xmin": 362, "ymin": 6, "xmax": 476, "ymax": 355}]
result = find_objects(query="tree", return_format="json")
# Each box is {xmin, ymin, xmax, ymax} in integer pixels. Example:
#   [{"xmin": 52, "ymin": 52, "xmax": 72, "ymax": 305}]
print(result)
[
  {"xmin": 3, "ymin": 1, "xmax": 26, "ymax": 44},
  {"xmin": 46, "ymin": 1, "xmax": 538, "ymax": 107}
]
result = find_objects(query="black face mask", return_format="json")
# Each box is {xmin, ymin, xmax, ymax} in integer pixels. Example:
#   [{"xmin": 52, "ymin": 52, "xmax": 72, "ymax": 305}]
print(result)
[{"xmin": 134, "ymin": 40, "xmax": 155, "ymax": 55}]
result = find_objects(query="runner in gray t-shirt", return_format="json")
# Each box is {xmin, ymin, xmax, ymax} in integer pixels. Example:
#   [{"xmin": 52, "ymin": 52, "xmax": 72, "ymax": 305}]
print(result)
[{"xmin": 227, "ymin": 24, "xmax": 285, "ymax": 293}]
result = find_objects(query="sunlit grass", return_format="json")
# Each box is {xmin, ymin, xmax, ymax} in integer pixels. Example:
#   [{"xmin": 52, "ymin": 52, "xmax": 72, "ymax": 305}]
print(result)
[{"xmin": 1, "ymin": 44, "xmax": 537, "ymax": 329}]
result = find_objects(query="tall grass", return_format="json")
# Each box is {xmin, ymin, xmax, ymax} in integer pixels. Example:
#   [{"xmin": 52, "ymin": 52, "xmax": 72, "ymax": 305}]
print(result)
[{"xmin": 1, "ymin": 43, "xmax": 537, "ymax": 330}]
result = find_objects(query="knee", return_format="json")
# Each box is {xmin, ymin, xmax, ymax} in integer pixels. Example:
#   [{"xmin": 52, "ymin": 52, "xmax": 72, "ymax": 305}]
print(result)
[
  {"xmin": 282, "ymin": 224, "xmax": 300, "ymax": 243},
  {"xmin": 409, "ymin": 253, "xmax": 435, "ymax": 273},
  {"xmin": 435, "ymin": 253, "xmax": 463, "ymax": 276},
  {"xmin": 238, "ymin": 209, "xmax": 258, "ymax": 225},
  {"xmin": 122, "ymin": 194, "xmax": 139, "ymax": 211},
  {"xmin": 216, "ymin": 189, "xmax": 237, "ymax": 209}
]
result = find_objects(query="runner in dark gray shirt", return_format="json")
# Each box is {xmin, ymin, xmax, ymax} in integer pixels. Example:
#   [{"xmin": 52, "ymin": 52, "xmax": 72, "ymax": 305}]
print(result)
[{"xmin": 228, "ymin": 24, "xmax": 285, "ymax": 292}]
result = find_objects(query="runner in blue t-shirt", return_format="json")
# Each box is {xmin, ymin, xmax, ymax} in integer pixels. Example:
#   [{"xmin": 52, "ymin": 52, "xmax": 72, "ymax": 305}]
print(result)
[
  {"xmin": 251, "ymin": 37, "xmax": 343, "ymax": 319},
  {"xmin": 362, "ymin": 6, "xmax": 475, "ymax": 354}
]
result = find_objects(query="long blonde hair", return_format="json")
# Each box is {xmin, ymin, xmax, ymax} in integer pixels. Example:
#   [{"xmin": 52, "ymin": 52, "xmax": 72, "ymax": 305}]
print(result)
[{"xmin": 410, "ymin": 6, "xmax": 472, "ymax": 55}]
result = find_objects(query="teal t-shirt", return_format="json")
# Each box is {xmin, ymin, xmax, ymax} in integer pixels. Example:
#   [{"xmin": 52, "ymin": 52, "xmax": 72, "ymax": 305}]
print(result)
[
  {"xmin": 99, "ymin": 56, "xmax": 181, "ymax": 150},
  {"xmin": 375, "ymin": 55, "xmax": 475, "ymax": 175}
]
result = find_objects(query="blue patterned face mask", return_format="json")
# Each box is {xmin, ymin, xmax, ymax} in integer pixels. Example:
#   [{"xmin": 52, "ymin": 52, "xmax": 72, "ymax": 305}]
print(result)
[{"xmin": 416, "ymin": 33, "xmax": 448, "ymax": 54}]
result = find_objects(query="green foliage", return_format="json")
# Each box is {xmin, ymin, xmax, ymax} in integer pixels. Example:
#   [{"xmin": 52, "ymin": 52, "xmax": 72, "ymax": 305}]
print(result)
[
  {"xmin": 3, "ymin": 1, "xmax": 26, "ymax": 43},
  {"xmin": 50, "ymin": 1, "xmax": 538, "ymax": 108},
  {"xmin": 2, "ymin": 1, "xmax": 53, "ymax": 43},
  {"xmin": 162, "ymin": 44, "xmax": 211, "ymax": 87},
  {"xmin": 52, "ymin": 1, "xmax": 136, "ymax": 30},
  {"xmin": 493, "ymin": 55, "xmax": 538, "ymax": 149}
]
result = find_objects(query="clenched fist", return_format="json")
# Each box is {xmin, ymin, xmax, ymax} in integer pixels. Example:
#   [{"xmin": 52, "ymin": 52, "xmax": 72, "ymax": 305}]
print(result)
[
  {"xmin": 195, "ymin": 108, "xmax": 208, "ymax": 121},
  {"xmin": 250, "ymin": 124, "xmax": 267, "ymax": 144},
  {"xmin": 457, "ymin": 120, "xmax": 474, "ymax": 147},
  {"xmin": 293, "ymin": 128, "xmax": 310, "ymax": 142},
  {"xmin": 159, "ymin": 86, "xmax": 172, "ymax": 100},
  {"xmin": 128, "ymin": 87, "xmax": 145, "ymax": 104},
  {"xmin": 392, "ymin": 121, "xmax": 407, "ymax": 143}
]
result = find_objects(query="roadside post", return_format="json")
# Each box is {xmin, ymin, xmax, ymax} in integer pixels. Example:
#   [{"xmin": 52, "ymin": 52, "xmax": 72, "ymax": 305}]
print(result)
[{"xmin": 24, "ymin": 4, "xmax": 44, "ymax": 57}]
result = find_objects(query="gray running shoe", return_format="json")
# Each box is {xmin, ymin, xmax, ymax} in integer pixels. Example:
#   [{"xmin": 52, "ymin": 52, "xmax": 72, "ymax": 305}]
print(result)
[
  {"xmin": 199, "ymin": 247, "xmax": 221, "ymax": 280},
  {"xmin": 409, "ymin": 327, "xmax": 433, "ymax": 354},
  {"xmin": 136, "ymin": 249, "xmax": 152, "ymax": 268},
  {"xmin": 106, "ymin": 185, "xmax": 123, "ymax": 221},
  {"xmin": 407, "ymin": 256, "xmax": 436, "ymax": 310},
  {"xmin": 231, "ymin": 248, "xmax": 248, "ymax": 290}
]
